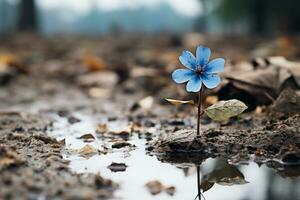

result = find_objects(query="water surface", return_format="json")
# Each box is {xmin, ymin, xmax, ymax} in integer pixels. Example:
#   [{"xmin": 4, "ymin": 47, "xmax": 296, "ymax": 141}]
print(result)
[{"xmin": 48, "ymin": 113, "xmax": 300, "ymax": 200}]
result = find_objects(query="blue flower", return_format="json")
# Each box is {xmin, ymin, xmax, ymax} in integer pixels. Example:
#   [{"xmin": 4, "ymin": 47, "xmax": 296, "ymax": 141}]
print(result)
[{"xmin": 172, "ymin": 46, "xmax": 225, "ymax": 92}]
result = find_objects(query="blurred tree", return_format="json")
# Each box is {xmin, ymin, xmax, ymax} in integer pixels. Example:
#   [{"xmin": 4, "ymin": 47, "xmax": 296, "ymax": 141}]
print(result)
[
  {"xmin": 215, "ymin": 0, "xmax": 268, "ymax": 34},
  {"xmin": 18, "ymin": 0, "xmax": 37, "ymax": 31},
  {"xmin": 215, "ymin": 0, "xmax": 300, "ymax": 35}
]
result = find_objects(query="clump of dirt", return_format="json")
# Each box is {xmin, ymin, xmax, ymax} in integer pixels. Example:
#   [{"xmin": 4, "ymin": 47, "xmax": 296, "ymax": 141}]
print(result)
[
  {"xmin": 150, "ymin": 112, "xmax": 300, "ymax": 166},
  {"xmin": 0, "ymin": 112, "xmax": 116, "ymax": 200}
]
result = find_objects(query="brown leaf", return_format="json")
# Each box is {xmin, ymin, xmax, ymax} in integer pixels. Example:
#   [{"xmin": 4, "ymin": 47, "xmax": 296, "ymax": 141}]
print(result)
[
  {"xmin": 82, "ymin": 55, "xmax": 106, "ymax": 72},
  {"xmin": 272, "ymin": 88, "xmax": 300, "ymax": 113},
  {"xmin": 78, "ymin": 144, "xmax": 98, "ymax": 158}
]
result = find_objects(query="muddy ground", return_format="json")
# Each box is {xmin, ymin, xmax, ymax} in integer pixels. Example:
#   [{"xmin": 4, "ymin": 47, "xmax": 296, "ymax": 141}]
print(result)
[
  {"xmin": 0, "ymin": 113, "xmax": 116, "ymax": 200},
  {"xmin": 0, "ymin": 34, "xmax": 300, "ymax": 199}
]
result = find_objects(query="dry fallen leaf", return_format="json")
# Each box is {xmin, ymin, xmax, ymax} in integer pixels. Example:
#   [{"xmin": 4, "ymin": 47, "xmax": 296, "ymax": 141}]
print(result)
[
  {"xmin": 78, "ymin": 144, "xmax": 98, "ymax": 158},
  {"xmin": 82, "ymin": 55, "xmax": 106, "ymax": 72},
  {"xmin": 221, "ymin": 57, "xmax": 300, "ymax": 107},
  {"xmin": 272, "ymin": 88, "xmax": 300, "ymax": 113}
]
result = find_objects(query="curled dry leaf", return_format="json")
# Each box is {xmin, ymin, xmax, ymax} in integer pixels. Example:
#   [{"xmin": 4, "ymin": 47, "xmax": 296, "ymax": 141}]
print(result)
[
  {"xmin": 221, "ymin": 56, "xmax": 300, "ymax": 107},
  {"xmin": 165, "ymin": 98, "xmax": 195, "ymax": 106},
  {"xmin": 204, "ymin": 99, "xmax": 248, "ymax": 121}
]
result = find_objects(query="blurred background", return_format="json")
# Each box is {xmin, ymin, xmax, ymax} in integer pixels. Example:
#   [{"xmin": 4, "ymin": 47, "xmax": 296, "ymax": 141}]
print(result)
[
  {"xmin": 1, "ymin": 0, "xmax": 300, "ymax": 108},
  {"xmin": 1, "ymin": 0, "xmax": 300, "ymax": 36}
]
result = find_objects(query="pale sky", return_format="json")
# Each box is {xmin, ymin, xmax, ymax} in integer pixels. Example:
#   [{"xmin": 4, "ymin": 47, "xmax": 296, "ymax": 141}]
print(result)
[{"xmin": 37, "ymin": 0, "xmax": 202, "ymax": 18}]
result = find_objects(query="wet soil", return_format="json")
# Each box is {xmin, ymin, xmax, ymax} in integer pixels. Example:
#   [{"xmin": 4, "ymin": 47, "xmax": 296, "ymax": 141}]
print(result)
[
  {"xmin": 0, "ymin": 112, "xmax": 116, "ymax": 200},
  {"xmin": 150, "ymin": 112, "xmax": 300, "ymax": 166}
]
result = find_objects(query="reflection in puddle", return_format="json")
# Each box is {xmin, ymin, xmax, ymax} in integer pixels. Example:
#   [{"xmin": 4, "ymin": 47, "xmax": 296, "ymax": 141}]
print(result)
[{"xmin": 48, "ymin": 113, "xmax": 300, "ymax": 200}]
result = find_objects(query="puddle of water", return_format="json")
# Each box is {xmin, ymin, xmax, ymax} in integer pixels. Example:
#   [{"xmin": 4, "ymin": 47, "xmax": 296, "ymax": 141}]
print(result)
[{"xmin": 48, "ymin": 113, "xmax": 300, "ymax": 200}]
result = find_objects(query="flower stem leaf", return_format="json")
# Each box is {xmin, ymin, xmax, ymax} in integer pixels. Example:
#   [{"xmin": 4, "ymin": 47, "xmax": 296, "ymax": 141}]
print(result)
[
  {"xmin": 204, "ymin": 99, "xmax": 247, "ymax": 121},
  {"xmin": 165, "ymin": 98, "xmax": 195, "ymax": 106}
]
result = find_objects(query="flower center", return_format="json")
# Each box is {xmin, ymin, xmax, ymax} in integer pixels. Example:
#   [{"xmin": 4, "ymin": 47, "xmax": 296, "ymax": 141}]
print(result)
[{"xmin": 195, "ymin": 67, "xmax": 204, "ymax": 75}]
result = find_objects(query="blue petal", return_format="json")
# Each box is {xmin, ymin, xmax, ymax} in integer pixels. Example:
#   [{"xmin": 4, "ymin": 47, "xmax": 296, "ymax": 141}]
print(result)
[
  {"xmin": 179, "ymin": 51, "xmax": 197, "ymax": 70},
  {"xmin": 172, "ymin": 69, "xmax": 195, "ymax": 83},
  {"xmin": 201, "ymin": 74, "xmax": 221, "ymax": 89},
  {"xmin": 196, "ymin": 46, "xmax": 211, "ymax": 67},
  {"xmin": 186, "ymin": 75, "xmax": 202, "ymax": 92},
  {"xmin": 205, "ymin": 58, "xmax": 225, "ymax": 73}
]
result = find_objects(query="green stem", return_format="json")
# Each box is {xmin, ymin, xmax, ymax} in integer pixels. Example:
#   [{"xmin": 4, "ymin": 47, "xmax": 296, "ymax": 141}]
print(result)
[{"xmin": 197, "ymin": 89, "xmax": 202, "ymax": 136}]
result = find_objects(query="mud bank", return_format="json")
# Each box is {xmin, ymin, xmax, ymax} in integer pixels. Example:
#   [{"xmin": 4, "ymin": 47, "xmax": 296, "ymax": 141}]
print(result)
[
  {"xmin": 0, "ymin": 112, "xmax": 116, "ymax": 200},
  {"xmin": 150, "ymin": 112, "xmax": 300, "ymax": 166}
]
